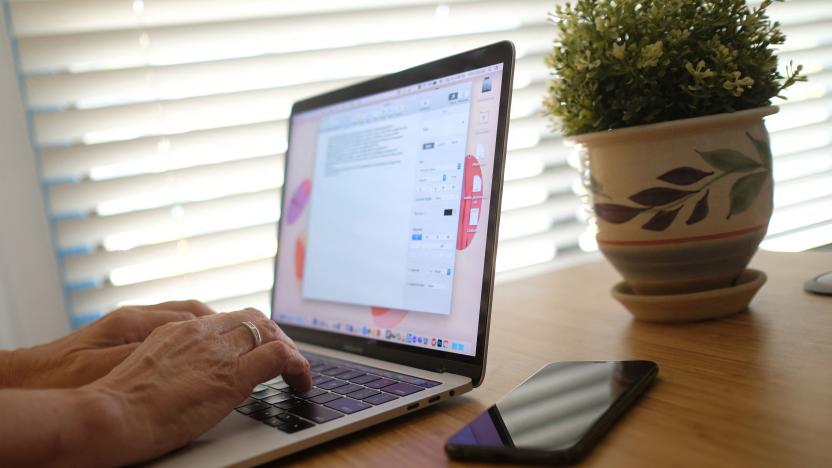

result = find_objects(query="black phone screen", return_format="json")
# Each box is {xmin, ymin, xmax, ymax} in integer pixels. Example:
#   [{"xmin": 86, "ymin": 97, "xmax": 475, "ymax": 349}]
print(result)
[{"xmin": 446, "ymin": 361, "xmax": 657, "ymax": 464}]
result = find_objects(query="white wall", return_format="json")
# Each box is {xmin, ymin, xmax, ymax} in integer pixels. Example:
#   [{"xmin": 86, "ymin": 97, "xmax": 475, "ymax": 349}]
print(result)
[{"xmin": 0, "ymin": 10, "xmax": 69, "ymax": 349}]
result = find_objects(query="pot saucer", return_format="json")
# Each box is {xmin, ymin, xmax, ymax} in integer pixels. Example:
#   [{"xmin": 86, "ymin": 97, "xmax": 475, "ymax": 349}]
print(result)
[{"xmin": 612, "ymin": 269, "xmax": 767, "ymax": 323}]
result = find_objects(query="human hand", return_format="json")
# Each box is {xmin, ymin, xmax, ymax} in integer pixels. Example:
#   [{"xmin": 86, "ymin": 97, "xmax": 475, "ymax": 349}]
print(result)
[
  {"xmin": 4, "ymin": 300, "xmax": 215, "ymax": 389},
  {"xmin": 86, "ymin": 308, "xmax": 311, "ymax": 465}
]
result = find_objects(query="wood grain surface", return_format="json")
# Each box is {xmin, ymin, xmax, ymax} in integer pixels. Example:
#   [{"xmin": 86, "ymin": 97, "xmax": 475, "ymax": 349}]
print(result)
[{"xmin": 276, "ymin": 251, "xmax": 832, "ymax": 468}]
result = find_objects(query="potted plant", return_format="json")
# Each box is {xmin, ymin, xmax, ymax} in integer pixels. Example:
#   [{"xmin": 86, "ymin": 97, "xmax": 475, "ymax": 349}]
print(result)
[{"xmin": 543, "ymin": 0, "xmax": 804, "ymax": 322}]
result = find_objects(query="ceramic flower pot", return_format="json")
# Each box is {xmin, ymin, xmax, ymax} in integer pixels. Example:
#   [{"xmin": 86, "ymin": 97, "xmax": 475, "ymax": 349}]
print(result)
[{"xmin": 569, "ymin": 107, "xmax": 777, "ymax": 315}]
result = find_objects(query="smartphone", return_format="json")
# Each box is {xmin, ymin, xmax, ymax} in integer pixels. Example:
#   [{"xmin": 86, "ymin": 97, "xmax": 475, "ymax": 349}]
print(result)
[{"xmin": 445, "ymin": 360, "xmax": 658, "ymax": 465}]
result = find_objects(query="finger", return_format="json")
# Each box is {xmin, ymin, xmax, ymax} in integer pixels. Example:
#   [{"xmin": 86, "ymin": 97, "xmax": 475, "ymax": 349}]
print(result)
[
  {"xmin": 117, "ymin": 309, "xmax": 200, "ymax": 343},
  {"xmin": 67, "ymin": 342, "xmax": 141, "ymax": 385},
  {"xmin": 238, "ymin": 340, "xmax": 312, "ymax": 392},
  {"xmin": 220, "ymin": 318, "xmax": 284, "ymax": 355},
  {"xmin": 93, "ymin": 342, "xmax": 140, "ymax": 369},
  {"xmin": 199, "ymin": 308, "xmax": 270, "ymax": 334},
  {"xmin": 135, "ymin": 300, "xmax": 215, "ymax": 317}
]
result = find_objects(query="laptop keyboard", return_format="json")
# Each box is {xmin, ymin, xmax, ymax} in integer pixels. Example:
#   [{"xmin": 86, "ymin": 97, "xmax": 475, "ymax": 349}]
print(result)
[{"xmin": 235, "ymin": 352, "xmax": 441, "ymax": 434}]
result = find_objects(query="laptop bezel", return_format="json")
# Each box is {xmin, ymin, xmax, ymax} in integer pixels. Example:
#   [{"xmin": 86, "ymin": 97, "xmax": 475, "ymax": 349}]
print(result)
[{"xmin": 271, "ymin": 41, "xmax": 515, "ymax": 387}]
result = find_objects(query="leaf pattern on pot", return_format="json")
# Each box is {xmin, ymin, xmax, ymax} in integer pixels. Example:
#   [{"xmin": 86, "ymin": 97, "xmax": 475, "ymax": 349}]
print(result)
[
  {"xmin": 588, "ymin": 174, "xmax": 604, "ymax": 194},
  {"xmin": 642, "ymin": 206, "xmax": 683, "ymax": 231},
  {"xmin": 593, "ymin": 203, "xmax": 647, "ymax": 223},
  {"xmin": 657, "ymin": 167, "xmax": 714, "ymax": 185},
  {"xmin": 686, "ymin": 189, "xmax": 709, "ymax": 225},
  {"xmin": 727, "ymin": 171, "xmax": 768, "ymax": 219},
  {"xmin": 746, "ymin": 132, "xmax": 772, "ymax": 170},
  {"xmin": 696, "ymin": 148, "xmax": 762, "ymax": 172},
  {"xmin": 591, "ymin": 133, "xmax": 771, "ymax": 230},
  {"xmin": 628, "ymin": 187, "xmax": 697, "ymax": 206}
]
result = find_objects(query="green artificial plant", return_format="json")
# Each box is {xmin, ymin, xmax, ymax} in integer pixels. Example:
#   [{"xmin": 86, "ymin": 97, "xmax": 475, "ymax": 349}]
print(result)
[{"xmin": 544, "ymin": 0, "xmax": 804, "ymax": 136}]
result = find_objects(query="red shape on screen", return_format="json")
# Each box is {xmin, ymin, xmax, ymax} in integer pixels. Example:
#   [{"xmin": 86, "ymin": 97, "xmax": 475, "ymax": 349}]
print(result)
[{"xmin": 457, "ymin": 154, "xmax": 483, "ymax": 250}]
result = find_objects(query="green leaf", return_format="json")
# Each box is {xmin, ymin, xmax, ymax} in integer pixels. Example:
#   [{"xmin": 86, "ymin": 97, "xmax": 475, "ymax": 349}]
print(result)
[
  {"xmin": 746, "ymin": 132, "xmax": 772, "ymax": 170},
  {"xmin": 587, "ymin": 174, "xmax": 604, "ymax": 194},
  {"xmin": 727, "ymin": 171, "xmax": 769, "ymax": 219},
  {"xmin": 696, "ymin": 149, "xmax": 763, "ymax": 173}
]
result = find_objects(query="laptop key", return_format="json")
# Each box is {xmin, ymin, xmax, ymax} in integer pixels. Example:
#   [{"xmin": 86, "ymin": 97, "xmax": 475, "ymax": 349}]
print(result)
[
  {"xmin": 347, "ymin": 388, "xmax": 380, "ymax": 400},
  {"xmin": 276, "ymin": 412, "xmax": 298, "ymax": 423},
  {"xmin": 322, "ymin": 367, "xmax": 351, "ymax": 376},
  {"xmin": 288, "ymin": 401, "xmax": 344, "ymax": 424},
  {"xmin": 262, "ymin": 416, "xmax": 286, "ymax": 427},
  {"xmin": 380, "ymin": 382, "xmax": 424, "ymax": 396},
  {"xmin": 365, "ymin": 378, "xmax": 396, "ymax": 389},
  {"xmin": 332, "ymin": 383, "xmax": 364, "ymax": 395},
  {"xmin": 317, "ymin": 379, "xmax": 348, "ymax": 390},
  {"xmin": 273, "ymin": 397, "xmax": 306, "ymax": 410},
  {"xmin": 333, "ymin": 370, "xmax": 365, "ymax": 380},
  {"xmin": 235, "ymin": 398, "xmax": 258, "ymax": 408},
  {"xmin": 266, "ymin": 382, "xmax": 290, "ymax": 391},
  {"xmin": 309, "ymin": 392, "xmax": 341, "ymax": 404},
  {"xmin": 263, "ymin": 393, "xmax": 294, "ymax": 405},
  {"xmin": 250, "ymin": 406, "xmax": 283, "ymax": 421},
  {"xmin": 291, "ymin": 387, "xmax": 327, "ymax": 399},
  {"xmin": 363, "ymin": 393, "xmax": 399, "ymax": 405},
  {"xmin": 324, "ymin": 398, "xmax": 372, "ymax": 414},
  {"xmin": 312, "ymin": 375, "xmax": 334, "ymax": 386},
  {"xmin": 251, "ymin": 387, "xmax": 281, "ymax": 400},
  {"xmin": 277, "ymin": 419, "xmax": 315, "ymax": 434},
  {"xmin": 236, "ymin": 401, "xmax": 269, "ymax": 415},
  {"xmin": 349, "ymin": 374, "xmax": 380, "ymax": 385}
]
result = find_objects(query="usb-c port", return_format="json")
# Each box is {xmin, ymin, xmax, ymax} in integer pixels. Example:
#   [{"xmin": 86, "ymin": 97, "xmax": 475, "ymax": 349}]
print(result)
[
  {"xmin": 428, "ymin": 396, "xmax": 440, "ymax": 403},
  {"xmin": 406, "ymin": 403, "xmax": 419, "ymax": 411}
]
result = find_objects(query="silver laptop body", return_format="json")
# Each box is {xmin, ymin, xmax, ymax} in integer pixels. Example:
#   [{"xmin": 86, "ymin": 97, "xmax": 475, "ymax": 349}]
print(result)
[{"xmin": 152, "ymin": 41, "xmax": 515, "ymax": 467}]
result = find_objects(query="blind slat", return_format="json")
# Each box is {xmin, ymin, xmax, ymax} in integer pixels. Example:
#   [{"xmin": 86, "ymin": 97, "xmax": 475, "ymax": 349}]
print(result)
[
  {"xmin": 70, "ymin": 220, "xmax": 587, "ymax": 315},
  {"xmin": 10, "ymin": 0, "xmax": 479, "ymax": 37},
  {"xmin": 64, "ymin": 223, "xmax": 277, "ymax": 286},
  {"xmin": 65, "ymin": 192, "xmax": 582, "ymax": 288},
  {"xmin": 42, "ymin": 121, "xmax": 287, "ymax": 182},
  {"xmin": 70, "ymin": 258, "xmax": 276, "ymax": 315},
  {"xmin": 6, "ymin": 0, "xmax": 826, "ymax": 323},
  {"xmin": 25, "ymin": 30, "xmax": 552, "ymax": 109},
  {"xmin": 56, "ymin": 189, "xmax": 281, "ymax": 251},
  {"xmin": 49, "ymin": 154, "xmax": 284, "ymax": 216},
  {"xmin": 18, "ymin": 0, "xmax": 552, "ymax": 73},
  {"xmin": 34, "ymin": 80, "xmax": 547, "ymax": 147}
]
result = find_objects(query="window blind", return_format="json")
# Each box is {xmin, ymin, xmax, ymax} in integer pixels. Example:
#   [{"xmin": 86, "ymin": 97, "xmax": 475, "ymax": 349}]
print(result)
[{"xmin": 4, "ymin": 0, "xmax": 830, "ymax": 327}]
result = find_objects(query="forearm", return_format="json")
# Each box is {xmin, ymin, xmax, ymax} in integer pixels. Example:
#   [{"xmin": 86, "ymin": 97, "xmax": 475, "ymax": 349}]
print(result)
[
  {"xmin": 0, "ymin": 350, "xmax": 13, "ymax": 387},
  {"xmin": 0, "ymin": 347, "xmax": 52, "ymax": 388},
  {"xmin": 0, "ymin": 387, "xmax": 128, "ymax": 467}
]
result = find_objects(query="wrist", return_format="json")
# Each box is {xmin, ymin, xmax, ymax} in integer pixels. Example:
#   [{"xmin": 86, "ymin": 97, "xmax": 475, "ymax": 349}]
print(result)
[
  {"xmin": 56, "ymin": 387, "xmax": 133, "ymax": 467},
  {"xmin": 0, "ymin": 351, "xmax": 12, "ymax": 387},
  {"xmin": 0, "ymin": 349, "xmax": 32, "ymax": 388}
]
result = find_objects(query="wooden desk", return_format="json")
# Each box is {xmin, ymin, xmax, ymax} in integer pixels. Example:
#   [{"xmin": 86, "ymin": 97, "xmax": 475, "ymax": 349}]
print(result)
[{"xmin": 282, "ymin": 251, "xmax": 832, "ymax": 467}]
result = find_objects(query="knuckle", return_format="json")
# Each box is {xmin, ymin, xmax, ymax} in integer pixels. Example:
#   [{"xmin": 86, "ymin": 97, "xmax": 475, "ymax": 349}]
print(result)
[
  {"xmin": 179, "ymin": 319, "xmax": 202, "ymax": 333},
  {"xmin": 256, "ymin": 319, "xmax": 280, "ymax": 340},
  {"xmin": 185, "ymin": 299, "xmax": 207, "ymax": 311},
  {"xmin": 243, "ymin": 307, "xmax": 265, "ymax": 319},
  {"xmin": 269, "ymin": 340, "xmax": 291, "ymax": 357}
]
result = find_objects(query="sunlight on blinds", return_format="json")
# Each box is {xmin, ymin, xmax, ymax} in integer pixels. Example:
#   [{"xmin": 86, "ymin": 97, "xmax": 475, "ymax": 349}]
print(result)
[{"xmin": 4, "ymin": 0, "xmax": 831, "ymax": 326}]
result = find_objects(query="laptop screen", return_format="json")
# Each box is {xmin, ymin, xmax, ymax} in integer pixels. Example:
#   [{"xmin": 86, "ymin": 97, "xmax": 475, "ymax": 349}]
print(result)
[{"xmin": 273, "ymin": 62, "xmax": 505, "ymax": 357}]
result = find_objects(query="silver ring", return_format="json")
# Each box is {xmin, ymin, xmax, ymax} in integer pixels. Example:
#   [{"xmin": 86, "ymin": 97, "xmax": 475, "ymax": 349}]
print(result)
[{"xmin": 240, "ymin": 321, "xmax": 262, "ymax": 348}]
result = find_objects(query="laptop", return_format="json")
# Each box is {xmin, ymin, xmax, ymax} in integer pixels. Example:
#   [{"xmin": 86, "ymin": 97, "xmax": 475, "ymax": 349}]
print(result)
[{"xmin": 154, "ymin": 41, "xmax": 515, "ymax": 467}]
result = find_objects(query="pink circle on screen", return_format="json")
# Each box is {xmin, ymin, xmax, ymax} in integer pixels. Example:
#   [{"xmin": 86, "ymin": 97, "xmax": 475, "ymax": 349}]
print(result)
[
  {"xmin": 371, "ymin": 307, "xmax": 408, "ymax": 329},
  {"xmin": 286, "ymin": 179, "xmax": 311, "ymax": 224}
]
